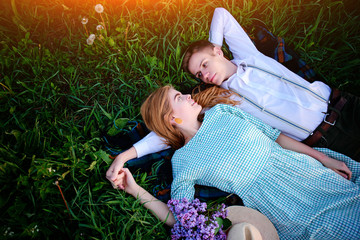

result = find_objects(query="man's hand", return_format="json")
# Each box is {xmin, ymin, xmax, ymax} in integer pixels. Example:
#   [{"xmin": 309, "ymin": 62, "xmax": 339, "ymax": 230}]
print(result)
[
  {"xmin": 106, "ymin": 154, "xmax": 125, "ymax": 183},
  {"xmin": 106, "ymin": 146, "xmax": 137, "ymax": 186}
]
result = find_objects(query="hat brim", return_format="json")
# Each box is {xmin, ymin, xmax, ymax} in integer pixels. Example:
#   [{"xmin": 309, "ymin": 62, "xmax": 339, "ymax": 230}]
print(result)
[{"xmin": 226, "ymin": 206, "xmax": 279, "ymax": 240}]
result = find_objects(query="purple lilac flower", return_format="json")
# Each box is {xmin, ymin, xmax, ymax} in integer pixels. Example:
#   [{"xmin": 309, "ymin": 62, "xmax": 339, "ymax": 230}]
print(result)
[{"xmin": 168, "ymin": 198, "xmax": 228, "ymax": 240}]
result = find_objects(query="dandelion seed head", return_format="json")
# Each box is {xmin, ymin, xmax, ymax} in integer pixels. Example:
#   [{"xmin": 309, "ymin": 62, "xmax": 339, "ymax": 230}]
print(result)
[
  {"xmin": 81, "ymin": 17, "xmax": 88, "ymax": 25},
  {"xmin": 96, "ymin": 25, "xmax": 104, "ymax": 31},
  {"xmin": 87, "ymin": 38, "xmax": 94, "ymax": 45},
  {"xmin": 95, "ymin": 4, "xmax": 104, "ymax": 13},
  {"xmin": 88, "ymin": 34, "xmax": 96, "ymax": 40}
]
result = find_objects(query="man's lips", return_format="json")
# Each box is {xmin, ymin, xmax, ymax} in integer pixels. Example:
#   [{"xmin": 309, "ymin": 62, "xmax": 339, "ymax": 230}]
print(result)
[{"xmin": 209, "ymin": 74, "xmax": 216, "ymax": 83}]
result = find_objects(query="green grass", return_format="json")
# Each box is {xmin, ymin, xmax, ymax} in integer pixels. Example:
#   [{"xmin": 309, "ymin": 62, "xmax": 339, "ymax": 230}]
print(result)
[{"xmin": 0, "ymin": 0, "xmax": 359, "ymax": 239}]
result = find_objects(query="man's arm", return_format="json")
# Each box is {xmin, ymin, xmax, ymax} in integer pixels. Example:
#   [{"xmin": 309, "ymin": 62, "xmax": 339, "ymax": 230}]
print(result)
[
  {"xmin": 133, "ymin": 131, "xmax": 170, "ymax": 158},
  {"xmin": 106, "ymin": 146, "xmax": 137, "ymax": 183},
  {"xmin": 106, "ymin": 131, "xmax": 170, "ymax": 184},
  {"xmin": 209, "ymin": 8, "xmax": 260, "ymax": 60}
]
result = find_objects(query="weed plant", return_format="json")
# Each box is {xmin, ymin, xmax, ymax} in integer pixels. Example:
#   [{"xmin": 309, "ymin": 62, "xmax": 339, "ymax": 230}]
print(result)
[{"xmin": 0, "ymin": 0, "xmax": 359, "ymax": 239}]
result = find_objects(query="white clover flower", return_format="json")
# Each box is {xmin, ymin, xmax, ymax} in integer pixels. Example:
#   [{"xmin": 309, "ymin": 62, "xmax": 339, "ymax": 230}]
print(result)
[
  {"xmin": 95, "ymin": 4, "xmax": 104, "ymax": 13},
  {"xmin": 87, "ymin": 38, "xmax": 94, "ymax": 45},
  {"xmin": 88, "ymin": 34, "xmax": 96, "ymax": 40},
  {"xmin": 96, "ymin": 24, "xmax": 104, "ymax": 31},
  {"xmin": 81, "ymin": 17, "xmax": 88, "ymax": 25}
]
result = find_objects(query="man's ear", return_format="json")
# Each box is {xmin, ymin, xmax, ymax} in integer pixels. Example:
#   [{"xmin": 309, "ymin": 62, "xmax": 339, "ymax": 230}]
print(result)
[{"xmin": 213, "ymin": 46, "xmax": 224, "ymax": 57}]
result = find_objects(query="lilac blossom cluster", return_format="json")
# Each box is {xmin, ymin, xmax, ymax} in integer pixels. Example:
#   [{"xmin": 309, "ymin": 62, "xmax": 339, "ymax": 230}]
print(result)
[{"xmin": 167, "ymin": 198, "xmax": 228, "ymax": 240}]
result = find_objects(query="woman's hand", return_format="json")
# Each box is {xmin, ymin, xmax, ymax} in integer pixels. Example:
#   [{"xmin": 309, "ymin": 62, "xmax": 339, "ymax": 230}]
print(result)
[
  {"xmin": 322, "ymin": 157, "xmax": 352, "ymax": 180},
  {"xmin": 111, "ymin": 168, "xmax": 140, "ymax": 197},
  {"xmin": 275, "ymin": 134, "xmax": 352, "ymax": 180},
  {"xmin": 109, "ymin": 168, "xmax": 176, "ymax": 226}
]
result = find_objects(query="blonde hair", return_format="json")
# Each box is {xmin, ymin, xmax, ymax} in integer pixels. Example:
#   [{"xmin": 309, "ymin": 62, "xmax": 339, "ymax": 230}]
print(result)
[{"xmin": 141, "ymin": 85, "xmax": 240, "ymax": 150}]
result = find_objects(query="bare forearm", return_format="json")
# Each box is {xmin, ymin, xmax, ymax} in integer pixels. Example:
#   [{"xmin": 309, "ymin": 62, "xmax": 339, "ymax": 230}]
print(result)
[
  {"xmin": 275, "ymin": 134, "xmax": 326, "ymax": 163},
  {"xmin": 117, "ymin": 146, "xmax": 137, "ymax": 164},
  {"xmin": 131, "ymin": 186, "xmax": 176, "ymax": 226}
]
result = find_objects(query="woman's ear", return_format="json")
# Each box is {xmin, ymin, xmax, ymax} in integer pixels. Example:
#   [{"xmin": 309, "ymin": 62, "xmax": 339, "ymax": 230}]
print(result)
[
  {"xmin": 170, "ymin": 116, "xmax": 182, "ymax": 125},
  {"xmin": 170, "ymin": 116, "xmax": 176, "ymax": 126}
]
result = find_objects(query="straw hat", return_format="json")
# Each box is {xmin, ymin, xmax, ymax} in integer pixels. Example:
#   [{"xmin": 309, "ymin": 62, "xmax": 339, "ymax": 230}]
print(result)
[{"xmin": 226, "ymin": 206, "xmax": 279, "ymax": 240}]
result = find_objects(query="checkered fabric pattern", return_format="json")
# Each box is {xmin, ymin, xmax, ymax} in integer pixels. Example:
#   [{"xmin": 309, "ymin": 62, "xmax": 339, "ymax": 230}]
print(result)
[{"xmin": 171, "ymin": 104, "xmax": 360, "ymax": 239}]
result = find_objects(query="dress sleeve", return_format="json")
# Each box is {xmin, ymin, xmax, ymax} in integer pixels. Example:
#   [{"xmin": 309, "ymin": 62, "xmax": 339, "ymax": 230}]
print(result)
[
  {"xmin": 209, "ymin": 8, "xmax": 260, "ymax": 60},
  {"xmin": 171, "ymin": 175, "xmax": 196, "ymax": 202},
  {"xmin": 216, "ymin": 104, "xmax": 281, "ymax": 141},
  {"xmin": 170, "ymin": 154, "xmax": 196, "ymax": 201},
  {"xmin": 133, "ymin": 131, "xmax": 170, "ymax": 158}
]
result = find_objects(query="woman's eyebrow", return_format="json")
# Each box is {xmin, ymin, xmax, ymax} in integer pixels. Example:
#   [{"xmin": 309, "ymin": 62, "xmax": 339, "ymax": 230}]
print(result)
[{"xmin": 174, "ymin": 93, "xmax": 180, "ymax": 101}]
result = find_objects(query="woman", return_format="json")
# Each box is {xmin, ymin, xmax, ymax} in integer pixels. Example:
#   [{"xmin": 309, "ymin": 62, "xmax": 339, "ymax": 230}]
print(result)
[{"xmin": 111, "ymin": 85, "xmax": 360, "ymax": 239}]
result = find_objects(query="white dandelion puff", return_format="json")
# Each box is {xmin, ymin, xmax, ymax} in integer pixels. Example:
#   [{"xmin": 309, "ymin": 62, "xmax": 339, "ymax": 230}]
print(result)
[
  {"xmin": 81, "ymin": 17, "xmax": 88, "ymax": 25},
  {"xmin": 95, "ymin": 4, "xmax": 104, "ymax": 13},
  {"xmin": 88, "ymin": 34, "xmax": 96, "ymax": 40},
  {"xmin": 87, "ymin": 38, "xmax": 94, "ymax": 45}
]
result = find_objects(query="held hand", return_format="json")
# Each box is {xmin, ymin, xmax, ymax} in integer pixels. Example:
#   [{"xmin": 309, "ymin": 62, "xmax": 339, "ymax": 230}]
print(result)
[
  {"xmin": 111, "ymin": 168, "xmax": 140, "ymax": 196},
  {"xmin": 106, "ymin": 154, "xmax": 125, "ymax": 182},
  {"xmin": 322, "ymin": 157, "xmax": 352, "ymax": 180},
  {"xmin": 106, "ymin": 147, "xmax": 137, "ymax": 184}
]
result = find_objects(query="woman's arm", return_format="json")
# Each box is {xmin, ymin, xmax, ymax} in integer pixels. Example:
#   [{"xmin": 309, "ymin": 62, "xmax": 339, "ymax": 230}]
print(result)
[
  {"xmin": 117, "ymin": 168, "xmax": 176, "ymax": 226},
  {"xmin": 275, "ymin": 133, "xmax": 352, "ymax": 179}
]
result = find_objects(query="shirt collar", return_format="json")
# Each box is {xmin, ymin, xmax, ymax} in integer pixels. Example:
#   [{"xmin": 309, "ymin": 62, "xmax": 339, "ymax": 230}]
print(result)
[{"xmin": 221, "ymin": 59, "xmax": 248, "ymax": 88}]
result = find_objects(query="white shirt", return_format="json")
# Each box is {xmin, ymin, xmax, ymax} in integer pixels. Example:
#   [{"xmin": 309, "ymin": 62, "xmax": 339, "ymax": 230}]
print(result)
[{"xmin": 134, "ymin": 7, "xmax": 331, "ymax": 157}]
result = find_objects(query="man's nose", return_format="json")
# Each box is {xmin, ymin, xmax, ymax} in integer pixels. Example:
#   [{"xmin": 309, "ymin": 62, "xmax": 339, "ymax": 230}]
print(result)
[{"xmin": 202, "ymin": 72, "xmax": 209, "ymax": 82}]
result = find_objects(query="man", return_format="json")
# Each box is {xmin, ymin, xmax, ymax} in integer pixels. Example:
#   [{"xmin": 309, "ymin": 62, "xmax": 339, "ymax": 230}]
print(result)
[
  {"xmin": 182, "ymin": 8, "xmax": 359, "ymax": 161},
  {"xmin": 107, "ymin": 8, "xmax": 360, "ymax": 183}
]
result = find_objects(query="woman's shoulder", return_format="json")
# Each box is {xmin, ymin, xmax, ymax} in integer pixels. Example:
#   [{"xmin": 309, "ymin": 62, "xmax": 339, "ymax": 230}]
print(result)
[{"xmin": 207, "ymin": 103, "xmax": 239, "ymax": 115}]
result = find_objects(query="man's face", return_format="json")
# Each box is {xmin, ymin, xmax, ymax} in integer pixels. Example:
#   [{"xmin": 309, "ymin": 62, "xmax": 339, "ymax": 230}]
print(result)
[{"xmin": 187, "ymin": 47, "xmax": 229, "ymax": 86}]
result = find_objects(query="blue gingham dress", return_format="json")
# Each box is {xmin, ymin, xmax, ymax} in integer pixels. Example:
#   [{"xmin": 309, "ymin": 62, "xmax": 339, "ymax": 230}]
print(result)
[{"xmin": 171, "ymin": 104, "xmax": 360, "ymax": 240}]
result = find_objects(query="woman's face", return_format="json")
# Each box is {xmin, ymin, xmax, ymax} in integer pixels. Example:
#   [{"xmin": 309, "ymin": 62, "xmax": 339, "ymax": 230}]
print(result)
[{"xmin": 168, "ymin": 88, "xmax": 202, "ymax": 124}]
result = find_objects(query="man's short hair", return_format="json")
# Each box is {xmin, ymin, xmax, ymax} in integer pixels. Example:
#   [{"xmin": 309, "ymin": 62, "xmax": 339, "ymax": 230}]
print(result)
[{"xmin": 182, "ymin": 40, "xmax": 215, "ymax": 74}]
